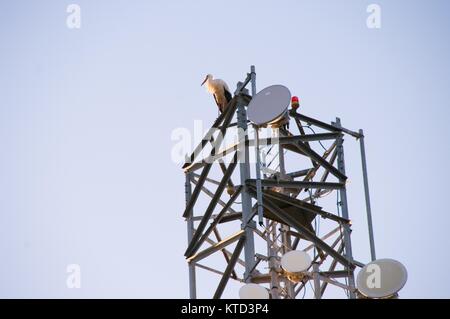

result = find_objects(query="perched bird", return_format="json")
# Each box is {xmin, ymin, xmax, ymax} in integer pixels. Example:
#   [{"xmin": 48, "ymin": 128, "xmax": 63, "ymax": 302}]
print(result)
[{"xmin": 201, "ymin": 74, "xmax": 232, "ymax": 113}]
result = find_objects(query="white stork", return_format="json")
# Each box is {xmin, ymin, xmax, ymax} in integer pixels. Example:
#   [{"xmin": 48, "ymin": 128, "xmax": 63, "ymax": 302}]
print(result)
[{"xmin": 201, "ymin": 74, "xmax": 232, "ymax": 113}]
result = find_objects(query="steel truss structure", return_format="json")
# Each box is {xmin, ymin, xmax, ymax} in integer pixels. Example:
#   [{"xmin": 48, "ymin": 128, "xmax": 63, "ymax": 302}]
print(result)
[{"xmin": 182, "ymin": 66, "xmax": 376, "ymax": 299}]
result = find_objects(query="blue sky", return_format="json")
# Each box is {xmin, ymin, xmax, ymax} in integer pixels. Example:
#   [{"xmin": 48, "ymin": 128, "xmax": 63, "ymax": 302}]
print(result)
[{"xmin": 0, "ymin": 0, "xmax": 449, "ymax": 298}]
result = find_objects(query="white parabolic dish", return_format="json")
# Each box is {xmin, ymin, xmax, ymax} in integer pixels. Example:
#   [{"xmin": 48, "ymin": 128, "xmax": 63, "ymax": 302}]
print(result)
[
  {"xmin": 280, "ymin": 250, "xmax": 312, "ymax": 273},
  {"xmin": 247, "ymin": 85, "xmax": 291, "ymax": 126},
  {"xmin": 239, "ymin": 283, "xmax": 270, "ymax": 299},
  {"xmin": 356, "ymin": 258, "xmax": 408, "ymax": 298}
]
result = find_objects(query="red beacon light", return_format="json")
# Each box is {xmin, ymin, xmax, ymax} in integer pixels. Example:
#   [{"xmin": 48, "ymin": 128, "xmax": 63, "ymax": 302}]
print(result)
[{"xmin": 291, "ymin": 96, "xmax": 300, "ymax": 111}]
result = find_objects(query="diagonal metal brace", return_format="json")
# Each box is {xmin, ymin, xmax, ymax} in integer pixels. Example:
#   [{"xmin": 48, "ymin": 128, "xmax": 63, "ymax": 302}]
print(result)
[
  {"xmin": 185, "ymin": 185, "xmax": 243, "ymax": 257},
  {"xmin": 294, "ymin": 140, "xmax": 347, "ymax": 181},
  {"xmin": 261, "ymin": 199, "xmax": 355, "ymax": 269},
  {"xmin": 187, "ymin": 230, "xmax": 244, "ymax": 263},
  {"xmin": 213, "ymin": 235, "xmax": 246, "ymax": 299},
  {"xmin": 184, "ymin": 152, "xmax": 239, "ymax": 254},
  {"xmin": 248, "ymin": 185, "xmax": 350, "ymax": 224}
]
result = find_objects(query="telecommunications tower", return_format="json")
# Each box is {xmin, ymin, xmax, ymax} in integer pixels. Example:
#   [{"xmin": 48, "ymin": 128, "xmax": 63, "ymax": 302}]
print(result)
[{"xmin": 181, "ymin": 66, "xmax": 406, "ymax": 299}]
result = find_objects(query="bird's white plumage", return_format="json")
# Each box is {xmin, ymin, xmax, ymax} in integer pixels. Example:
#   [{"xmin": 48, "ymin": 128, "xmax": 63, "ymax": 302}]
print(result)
[
  {"xmin": 205, "ymin": 78, "xmax": 230, "ymax": 95},
  {"xmin": 202, "ymin": 74, "xmax": 232, "ymax": 113}
]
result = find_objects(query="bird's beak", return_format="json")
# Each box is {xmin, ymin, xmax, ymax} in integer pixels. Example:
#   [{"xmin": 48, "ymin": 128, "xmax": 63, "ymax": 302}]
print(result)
[{"xmin": 201, "ymin": 77, "xmax": 208, "ymax": 86}]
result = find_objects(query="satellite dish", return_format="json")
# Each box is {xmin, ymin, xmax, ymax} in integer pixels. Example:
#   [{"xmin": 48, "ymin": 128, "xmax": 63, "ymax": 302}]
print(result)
[
  {"xmin": 281, "ymin": 250, "xmax": 312, "ymax": 273},
  {"xmin": 239, "ymin": 283, "xmax": 270, "ymax": 299},
  {"xmin": 356, "ymin": 259, "xmax": 408, "ymax": 298},
  {"xmin": 247, "ymin": 85, "xmax": 291, "ymax": 126}
]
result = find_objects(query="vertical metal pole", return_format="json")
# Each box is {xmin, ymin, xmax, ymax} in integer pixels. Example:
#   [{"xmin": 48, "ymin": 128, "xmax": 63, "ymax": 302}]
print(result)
[
  {"xmin": 359, "ymin": 129, "xmax": 376, "ymax": 261},
  {"xmin": 267, "ymin": 220, "xmax": 280, "ymax": 299},
  {"xmin": 334, "ymin": 118, "xmax": 356, "ymax": 299},
  {"xmin": 265, "ymin": 113, "xmax": 282, "ymax": 299},
  {"xmin": 275, "ymin": 128, "xmax": 295, "ymax": 298},
  {"xmin": 185, "ymin": 172, "xmax": 197, "ymax": 299},
  {"xmin": 237, "ymin": 88, "xmax": 256, "ymax": 282},
  {"xmin": 312, "ymin": 263, "xmax": 321, "ymax": 299},
  {"xmin": 254, "ymin": 128, "xmax": 264, "ymax": 225},
  {"xmin": 277, "ymin": 129, "xmax": 286, "ymax": 176},
  {"xmin": 251, "ymin": 66, "xmax": 264, "ymax": 225},
  {"xmin": 250, "ymin": 65, "xmax": 256, "ymax": 95},
  {"xmin": 279, "ymin": 145, "xmax": 294, "ymax": 298}
]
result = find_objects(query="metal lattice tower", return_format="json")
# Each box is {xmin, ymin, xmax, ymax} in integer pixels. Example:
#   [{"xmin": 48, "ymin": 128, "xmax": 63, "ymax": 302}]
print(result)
[{"xmin": 182, "ymin": 66, "xmax": 376, "ymax": 299}]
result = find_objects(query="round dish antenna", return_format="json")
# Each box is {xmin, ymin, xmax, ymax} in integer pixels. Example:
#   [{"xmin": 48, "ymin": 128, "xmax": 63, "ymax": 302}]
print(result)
[
  {"xmin": 239, "ymin": 283, "xmax": 270, "ymax": 299},
  {"xmin": 356, "ymin": 258, "xmax": 408, "ymax": 298},
  {"xmin": 280, "ymin": 250, "xmax": 312, "ymax": 273},
  {"xmin": 247, "ymin": 85, "xmax": 291, "ymax": 126}
]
